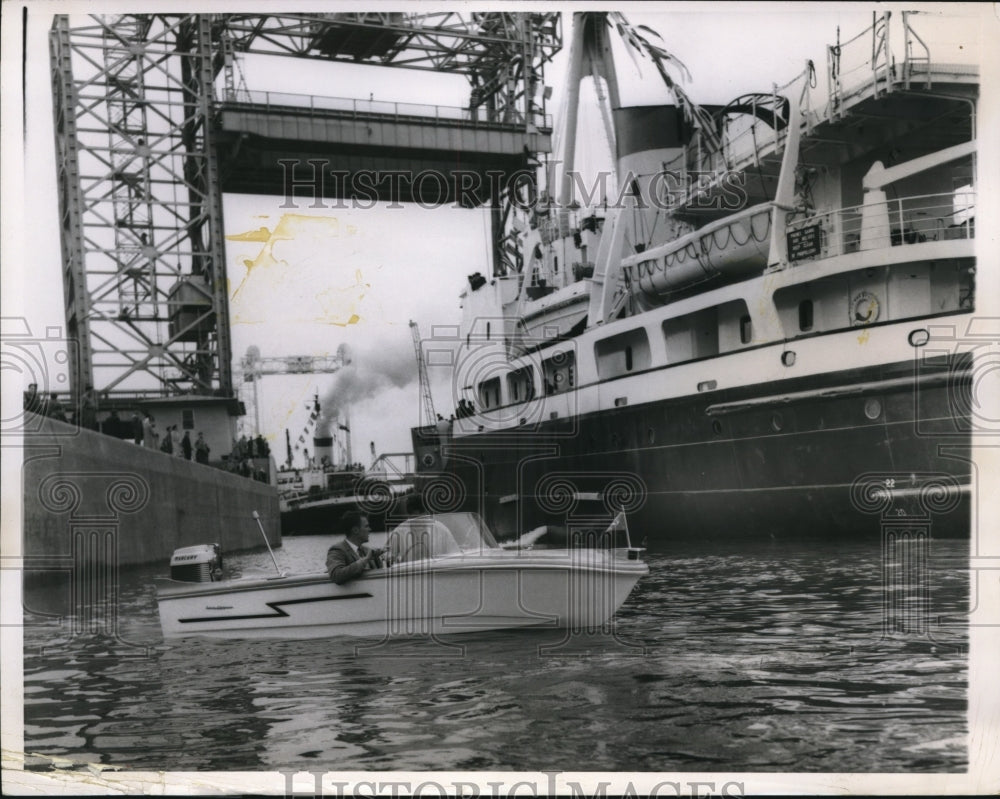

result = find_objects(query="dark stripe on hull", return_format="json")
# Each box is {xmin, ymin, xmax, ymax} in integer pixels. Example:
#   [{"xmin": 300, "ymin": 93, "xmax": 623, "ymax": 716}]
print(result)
[
  {"xmin": 415, "ymin": 357, "xmax": 972, "ymax": 544},
  {"xmin": 177, "ymin": 592, "xmax": 373, "ymax": 624}
]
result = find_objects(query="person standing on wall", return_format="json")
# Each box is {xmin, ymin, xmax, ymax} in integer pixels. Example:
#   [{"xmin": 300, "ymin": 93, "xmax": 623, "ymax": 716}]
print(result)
[
  {"xmin": 80, "ymin": 385, "xmax": 99, "ymax": 430},
  {"xmin": 142, "ymin": 412, "xmax": 159, "ymax": 449},
  {"xmin": 23, "ymin": 383, "xmax": 41, "ymax": 415},
  {"xmin": 131, "ymin": 411, "xmax": 143, "ymax": 445},
  {"xmin": 195, "ymin": 432, "xmax": 210, "ymax": 464},
  {"xmin": 160, "ymin": 425, "xmax": 174, "ymax": 455},
  {"xmin": 46, "ymin": 393, "xmax": 67, "ymax": 422}
]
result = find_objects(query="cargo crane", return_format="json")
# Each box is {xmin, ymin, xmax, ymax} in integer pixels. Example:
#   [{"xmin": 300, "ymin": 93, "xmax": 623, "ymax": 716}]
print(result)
[
  {"xmin": 409, "ymin": 321, "xmax": 436, "ymax": 427},
  {"xmin": 237, "ymin": 344, "xmax": 352, "ymax": 438}
]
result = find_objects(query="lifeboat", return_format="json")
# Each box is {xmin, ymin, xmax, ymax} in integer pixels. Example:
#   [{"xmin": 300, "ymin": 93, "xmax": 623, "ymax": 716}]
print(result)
[{"xmin": 624, "ymin": 203, "xmax": 773, "ymax": 297}]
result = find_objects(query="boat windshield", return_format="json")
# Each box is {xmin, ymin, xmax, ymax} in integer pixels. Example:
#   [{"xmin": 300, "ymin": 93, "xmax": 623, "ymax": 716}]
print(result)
[{"xmin": 386, "ymin": 512, "xmax": 499, "ymax": 564}]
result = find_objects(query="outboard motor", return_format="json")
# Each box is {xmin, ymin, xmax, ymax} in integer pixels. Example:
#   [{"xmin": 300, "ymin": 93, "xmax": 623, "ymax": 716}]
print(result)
[{"xmin": 169, "ymin": 543, "xmax": 223, "ymax": 582}]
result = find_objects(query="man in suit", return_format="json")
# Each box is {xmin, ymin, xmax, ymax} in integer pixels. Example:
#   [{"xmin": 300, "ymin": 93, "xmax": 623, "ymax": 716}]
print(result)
[{"xmin": 326, "ymin": 511, "xmax": 383, "ymax": 584}]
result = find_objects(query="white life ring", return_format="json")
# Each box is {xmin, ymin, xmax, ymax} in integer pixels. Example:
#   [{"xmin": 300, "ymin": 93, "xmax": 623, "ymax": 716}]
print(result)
[{"xmin": 851, "ymin": 291, "xmax": 880, "ymax": 326}]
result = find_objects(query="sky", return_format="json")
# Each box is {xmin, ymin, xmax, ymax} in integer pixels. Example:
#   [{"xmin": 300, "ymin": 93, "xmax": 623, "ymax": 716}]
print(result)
[{"xmin": 2, "ymin": 2, "xmax": 991, "ymax": 467}]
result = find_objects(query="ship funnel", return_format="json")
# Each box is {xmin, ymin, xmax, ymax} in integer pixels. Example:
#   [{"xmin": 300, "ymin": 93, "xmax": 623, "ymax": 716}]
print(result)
[{"xmin": 313, "ymin": 425, "xmax": 334, "ymax": 465}]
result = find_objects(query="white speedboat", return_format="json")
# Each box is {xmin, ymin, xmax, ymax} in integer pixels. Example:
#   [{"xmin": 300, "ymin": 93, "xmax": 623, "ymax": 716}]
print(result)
[{"xmin": 155, "ymin": 512, "xmax": 648, "ymax": 639}]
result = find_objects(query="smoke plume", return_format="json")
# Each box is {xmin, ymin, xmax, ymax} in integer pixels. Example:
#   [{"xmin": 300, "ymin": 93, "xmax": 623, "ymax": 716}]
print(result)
[{"xmin": 316, "ymin": 338, "xmax": 417, "ymax": 435}]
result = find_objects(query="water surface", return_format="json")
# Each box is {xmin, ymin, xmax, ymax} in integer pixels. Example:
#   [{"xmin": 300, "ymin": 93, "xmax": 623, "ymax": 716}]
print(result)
[{"xmin": 21, "ymin": 535, "xmax": 968, "ymax": 773}]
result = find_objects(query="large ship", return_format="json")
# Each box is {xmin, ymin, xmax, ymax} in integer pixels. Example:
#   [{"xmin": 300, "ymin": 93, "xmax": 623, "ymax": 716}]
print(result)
[{"xmin": 410, "ymin": 10, "xmax": 979, "ymax": 544}]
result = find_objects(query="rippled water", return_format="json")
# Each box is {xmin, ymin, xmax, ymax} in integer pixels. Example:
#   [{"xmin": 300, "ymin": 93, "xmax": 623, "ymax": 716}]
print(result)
[{"xmin": 21, "ymin": 536, "xmax": 967, "ymax": 773}]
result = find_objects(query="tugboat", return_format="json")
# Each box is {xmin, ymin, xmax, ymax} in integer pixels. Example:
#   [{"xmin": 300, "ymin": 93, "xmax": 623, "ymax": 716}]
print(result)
[
  {"xmin": 412, "ymin": 10, "xmax": 978, "ymax": 543},
  {"xmin": 279, "ymin": 425, "xmax": 417, "ymax": 534}
]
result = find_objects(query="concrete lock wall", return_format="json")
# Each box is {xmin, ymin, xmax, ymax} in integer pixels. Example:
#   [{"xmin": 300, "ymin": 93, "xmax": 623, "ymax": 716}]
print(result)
[{"xmin": 22, "ymin": 416, "xmax": 281, "ymax": 573}]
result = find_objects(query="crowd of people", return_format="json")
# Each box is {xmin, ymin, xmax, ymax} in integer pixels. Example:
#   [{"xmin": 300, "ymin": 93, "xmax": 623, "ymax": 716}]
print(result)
[
  {"xmin": 22, "ymin": 382, "xmax": 98, "ymax": 428},
  {"xmin": 23, "ymin": 384, "xmax": 270, "ymax": 483},
  {"xmin": 226, "ymin": 434, "xmax": 271, "ymax": 482}
]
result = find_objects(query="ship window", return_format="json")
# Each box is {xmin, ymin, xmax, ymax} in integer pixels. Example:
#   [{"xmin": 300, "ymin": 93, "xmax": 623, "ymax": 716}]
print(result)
[
  {"xmin": 595, "ymin": 327, "xmax": 651, "ymax": 379},
  {"xmin": 486, "ymin": 322, "xmax": 491, "ymax": 341},
  {"xmin": 506, "ymin": 366, "xmax": 535, "ymax": 404},
  {"xmin": 182, "ymin": 410, "xmax": 194, "ymax": 430},
  {"xmin": 663, "ymin": 308, "xmax": 719, "ymax": 364},
  {"xmin": 799, "ymin": 300, "xmax": 814, "ymax": 331},
  {"xmin": 774, "ymin": 275, "xmax": 849, "ymax": 337},
  {"xmin": 477, "ymin": 377, "xmax": 501, "ymax": 409},
  {"xmin": 740, "ymin": 315, "xmax": 753, "ymax": 344},
  {"xmin": 542, "ymin": 350, "xmax": 576, "ymax": 395}
]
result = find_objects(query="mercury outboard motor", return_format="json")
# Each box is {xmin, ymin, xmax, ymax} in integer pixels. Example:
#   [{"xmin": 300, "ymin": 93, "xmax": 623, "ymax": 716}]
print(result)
[{"xmin": 169, "ymin": 543, "xmax": 223, "ymax": 582}]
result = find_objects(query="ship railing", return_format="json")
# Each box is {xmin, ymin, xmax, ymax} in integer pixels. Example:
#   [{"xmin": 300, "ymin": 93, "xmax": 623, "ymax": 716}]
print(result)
[
  {"xmin": 366, "ymin": 451, "xmax": 417, "ymax": 481},
  {"xmin": 663, "ymin": 61, "xmax": 829, "ymax": 202},
  {"xmin": 784, "ymin": 191, "xmax": 975, "ymax": 264},
  {"xmin": 824, "ymin": 11, "xmax": 897, "ymax": 116},
  {"xmin": 825, "ymin": 10, "xmax": 980, "ymax": 117},
  {"xmin": 669, "ymin": 11, "xmax": 979, "ymax": 186},
  {"xmin": 219, "ymin": 88, "xmax": 553, "ymax": 132}
]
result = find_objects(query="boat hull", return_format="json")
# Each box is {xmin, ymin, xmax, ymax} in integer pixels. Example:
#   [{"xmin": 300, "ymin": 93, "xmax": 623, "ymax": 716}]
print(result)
[
  {"xmin": 416, "ymin": 356, "xmax": 972, "ymax": 544},
  {"xmin": 156, "ymin": 551, "xmax": 648, "ymax": 639}
]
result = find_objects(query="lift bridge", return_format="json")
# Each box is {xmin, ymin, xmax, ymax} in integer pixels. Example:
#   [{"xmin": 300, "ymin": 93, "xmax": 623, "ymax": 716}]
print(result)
[{"xmin": 50, "ymin": 13, "xmax": 561, "ymax": 405}]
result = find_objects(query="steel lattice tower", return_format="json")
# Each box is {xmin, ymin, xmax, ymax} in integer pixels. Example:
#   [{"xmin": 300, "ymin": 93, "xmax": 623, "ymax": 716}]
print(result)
[
  {"xmin": 51, "ymin": 14, "xmax": 232, "ymax": 403},
  {"xmin": 50, "ymin": 13, "xmax": 561, "ymax": 405}
]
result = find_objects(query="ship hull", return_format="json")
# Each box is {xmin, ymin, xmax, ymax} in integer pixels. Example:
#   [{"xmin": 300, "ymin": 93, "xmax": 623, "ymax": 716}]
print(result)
[
  {"xmin": 417, "ymin": 356, "xmax": 972, "ymax": 546},
  {"xmin": 281, "ymin": 493, "xmax": 413, "ymax": 535}
]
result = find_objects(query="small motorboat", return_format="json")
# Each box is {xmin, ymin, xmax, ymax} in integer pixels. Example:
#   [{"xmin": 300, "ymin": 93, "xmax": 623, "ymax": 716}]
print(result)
[{"xmin": 155, "ymin": 512, "xmax": 648, "ymax": 639}]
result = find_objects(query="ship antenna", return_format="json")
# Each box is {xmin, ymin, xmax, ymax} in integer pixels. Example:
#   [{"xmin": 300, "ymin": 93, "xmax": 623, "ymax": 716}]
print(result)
[{"xmin": 252, "ymin": 510, "xmax": 282, "ymax": 576}]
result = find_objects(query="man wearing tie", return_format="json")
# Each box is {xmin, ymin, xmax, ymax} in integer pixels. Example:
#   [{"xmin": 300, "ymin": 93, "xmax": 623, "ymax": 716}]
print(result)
[{"xmin": 326, "ymin": 511, "xmax": 383, "ymax": 584}]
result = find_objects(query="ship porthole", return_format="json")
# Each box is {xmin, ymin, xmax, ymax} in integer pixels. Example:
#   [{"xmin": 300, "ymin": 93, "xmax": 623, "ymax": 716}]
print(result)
[
  {"xmin": 648, "ymin": 427, "xmax": 656, "ymax": 444},
  {"xmin": 712, "ymin": 419, "xmax": 722, "ymax": 435},
  {"xmin": 864, "ymin": 398, "xmax": 883, "ymax": 420},
  {"xmin": 781, "ymin": 350, "xmax": 796, "ymax": 367},
  {"xmin": 421, "ymin": 453, "xmax": 436, "ymax": 468},
  {"xmin": 908, "ymin": 328, "xmax": 930, "ymax": 347},
  {"xmin": 771, "ymin": 412, "xmax": 784, "ymax": 432}
]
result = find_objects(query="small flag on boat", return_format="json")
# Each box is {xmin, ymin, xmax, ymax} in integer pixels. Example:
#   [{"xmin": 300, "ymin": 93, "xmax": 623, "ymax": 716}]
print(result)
[{"xmin": 604, "ymin": 511, "xmax": 626, "ymax": 534}]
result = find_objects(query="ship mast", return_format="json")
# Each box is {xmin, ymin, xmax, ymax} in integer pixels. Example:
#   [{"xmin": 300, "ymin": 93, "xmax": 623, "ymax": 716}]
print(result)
[{"xmin": 554, "ymin": 13, "xmax": 622, "ymax": 212}]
